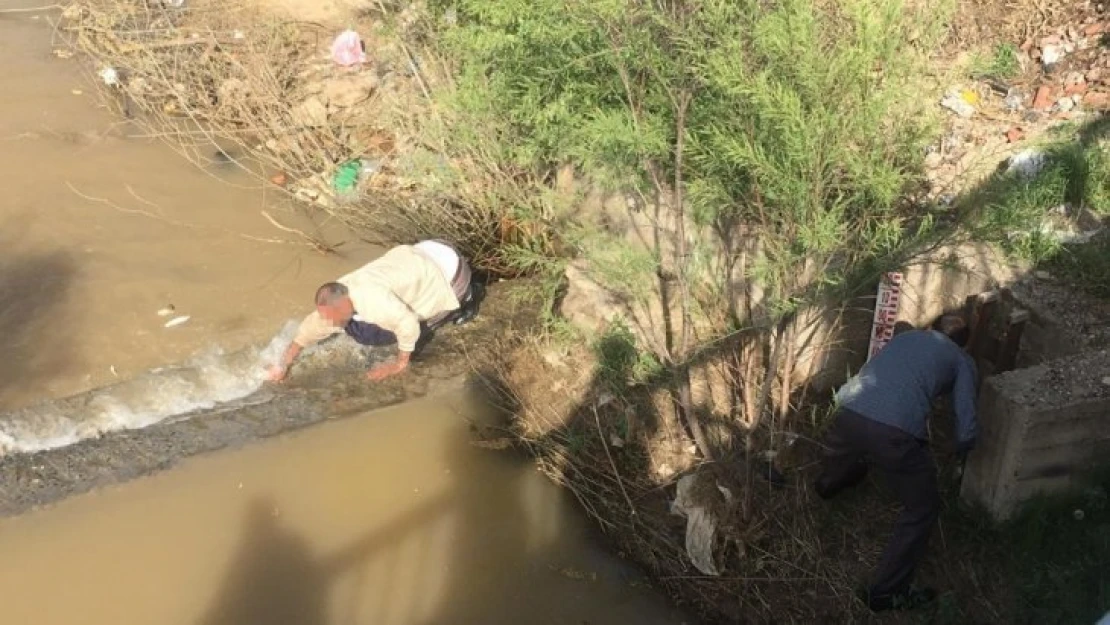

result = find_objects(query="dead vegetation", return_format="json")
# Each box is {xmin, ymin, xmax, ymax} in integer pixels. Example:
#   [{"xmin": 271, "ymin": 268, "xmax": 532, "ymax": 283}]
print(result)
[{"xmin": 57, "ymin": 0, "xmax": 555, "ymax": 273}]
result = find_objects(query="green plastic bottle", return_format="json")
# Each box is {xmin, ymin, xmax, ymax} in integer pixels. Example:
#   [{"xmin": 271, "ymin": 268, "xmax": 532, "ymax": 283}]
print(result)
[{"xmin": 333, "ymin": 159, "xmax": 361, "ymax": 197}]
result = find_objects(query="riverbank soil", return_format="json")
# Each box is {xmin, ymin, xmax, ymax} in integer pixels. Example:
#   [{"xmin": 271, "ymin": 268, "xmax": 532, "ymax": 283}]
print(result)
[{"xmin": 498, "ymin": 340, "xmax": 1110, "ymax": 624}]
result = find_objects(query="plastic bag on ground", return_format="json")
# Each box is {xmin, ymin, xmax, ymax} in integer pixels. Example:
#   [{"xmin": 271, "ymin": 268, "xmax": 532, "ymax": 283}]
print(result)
[
  {"xmin": 330, "ymin": 30, "xmax": 367, "ymax": 67},
  {"xmin": 670, "ymin": 474, "xmax": 721, "ymax": 576}
]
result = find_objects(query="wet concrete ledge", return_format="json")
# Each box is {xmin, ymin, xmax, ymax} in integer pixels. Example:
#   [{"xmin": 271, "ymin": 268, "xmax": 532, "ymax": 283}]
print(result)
[{"xmin": 0, "ymin": 283, "xmax": 537, "ymax": 517}]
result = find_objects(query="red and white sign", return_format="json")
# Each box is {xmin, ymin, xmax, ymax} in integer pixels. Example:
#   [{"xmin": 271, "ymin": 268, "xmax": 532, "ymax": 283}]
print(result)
[{"xmin": 867, "ymin": 272, "xmax": 904, "ymax": 360}]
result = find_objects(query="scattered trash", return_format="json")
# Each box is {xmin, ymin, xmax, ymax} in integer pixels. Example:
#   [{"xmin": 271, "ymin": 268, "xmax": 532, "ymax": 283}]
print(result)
[
  {"xmin": 1074, "ymin": 509, "xmax": 1086, "ymax": 521},
  {"xmin": 1006, "ymin": 149, "xmax": 1048, "ymax": 178},
  {"xmin": 110, "ymin": 365, "xmax": 118, "ymax": 377},
  {"xmin": 1102, "ymin": 376, "xmax": 1110, "ymax": 387},
  {"xmin": 71, "ymin": 89, "xmax": 83, "ymax": 96},
  {"xmin": 330, "ymin": 29, "xmax": 366, "ymax": 67},
  {"xmin": 156, "ymin": 305, "xmax": 176, "ymax": 317},
  {"xmin": 1034, "ymin": 270, "xmax": 1054, "ymax": 280},
  {"xmin": 595, "ymin": 391, "xmax": 615, "ymax": 408},
  {"xmin": 164, "ymin": 315, "xmax": 191, "ymax": 328},
  {"xmin": 940, "ymin": 90, "xmax": 976, "ymax": 117},
  {"xmin": 609, "ymin": 433, "xmax": 624, "ymax": 448},
  {"xmin": 232, "ymin": 30, "xmax": 245, "ymax": 40},
  {"xmin": 1004, "ymin": 89, "xmax": 1025, "ymax": 112},
  {"xmin": 52, "ymin": 49, "xmax": 73, "ymax": 59},
  {"xmin": 1042, "ymin": 44, "xmax": 1064, "ymax": 70},
  {"xmin": 1005, "ymin": 126, "xmax": 1025, "ymax": 143},
  {"xmin": 333, "ymin": 159, "xmax": 362, "ymax": 197},
  {"xmin": 1055, "ymin": 96, "xmax": 1077, "ymax": 113},
  {"xmin": 162, "ymin": 0, "xmax": 186, "ymax": 7},
  {"xmin": 671, "ymin": 474, "xmax": 722, "ymax": 576},
  {"xmin": 98, "ymin": 67, "xmax": 119, "ymax": 87},
  {"xmin": 360, "ymin": 159, "xmax": 382, "ymax": 180}
]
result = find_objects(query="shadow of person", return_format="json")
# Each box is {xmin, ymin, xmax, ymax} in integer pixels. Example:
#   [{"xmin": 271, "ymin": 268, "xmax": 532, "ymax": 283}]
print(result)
[
  {"xmin": 199, "ymin": 498, "xmax": 327, "ymax": 625},
  {"xmin": 402, "ymin": 399, "xmax": 538, "ymax": 625}
]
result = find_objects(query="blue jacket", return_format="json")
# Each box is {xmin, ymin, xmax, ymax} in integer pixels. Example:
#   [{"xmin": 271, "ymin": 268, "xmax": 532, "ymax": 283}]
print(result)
[{"xmin": 835, "ymin": 330, "xmax": 979, "ymax": 445}]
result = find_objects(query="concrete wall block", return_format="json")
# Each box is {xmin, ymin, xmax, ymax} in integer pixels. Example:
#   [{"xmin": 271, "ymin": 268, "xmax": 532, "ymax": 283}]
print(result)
[
  {"xmin": 960, "ymin": 381, "xmax": 1028, "ymax": 519},
  {"xmin": 961, "ymin": 349, "xmax": 1110, "ymax": 520},
  {"xmin": 1023, "ymin": 409, "xmax": 1110, "ymax": 447}
]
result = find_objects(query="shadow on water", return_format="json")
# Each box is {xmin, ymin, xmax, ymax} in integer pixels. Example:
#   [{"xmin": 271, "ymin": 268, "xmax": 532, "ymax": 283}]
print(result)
[
  {"xmin": 195, "ymin": 397, "xmax": 668, "ymax": 625},
  {"xmin": 0, "ymin": 234, "xmax": 79, "ymax": 409}
]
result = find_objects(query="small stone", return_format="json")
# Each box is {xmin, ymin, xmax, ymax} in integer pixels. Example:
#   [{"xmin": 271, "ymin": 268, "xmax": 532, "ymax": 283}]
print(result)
[
  {"xmin": 270, "ymin": 172, "xmax": 287, "ymax": 186},
  {"xmin": 1035, "ymin": 270, "xmax": 1053, "ymax": 280},
  {"xmin": 609, "ymin": 433, "xmax": 625, "ymax": 448},
  {"xmin": 925, "ymin": 151, "xmax": 943, "ymax": 168},
  {"xmin": 1005, "ymin": 127, "xmax": 1025, "ymax": 143},
  {"xmin": 1055, "ymin": 97, "xmax": 1076, "ymax": 112},
  {"xmin": 1101, "ymin": 376, "xmax": 1110, "ymax": 386},
  {"xmin": 1033, "ymin": 85, "xmax": 1056, "ymax": 110},
  {"xmin": 1005, "ymin": 89, "xmax": 1025, "ymax": 112},
  {"xmin": 1074, "ymin": 509, "xmax": 1086, "ymax": 521}
]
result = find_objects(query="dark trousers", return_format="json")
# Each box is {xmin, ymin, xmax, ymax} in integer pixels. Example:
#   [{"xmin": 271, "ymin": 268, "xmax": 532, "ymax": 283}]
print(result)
[
  {"xmin": 343, "ymin": 319, "xmax": 437, "ymax": 357},
  {"xmin": 815, "ymin": 409, "xmax": 940, "ymax": 597}
]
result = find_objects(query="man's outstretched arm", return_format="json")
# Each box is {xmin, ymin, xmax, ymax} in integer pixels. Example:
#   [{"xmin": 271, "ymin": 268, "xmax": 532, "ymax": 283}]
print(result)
[{"xmin": 952, "ymin": 354, "xmax": 980, "ymax": 455}]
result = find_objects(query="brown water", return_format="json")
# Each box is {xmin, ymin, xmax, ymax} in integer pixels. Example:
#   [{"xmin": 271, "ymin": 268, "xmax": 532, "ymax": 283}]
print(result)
[
  {"xmin": 0, "ymin": 7, "xmax": 376, "ymax": 412},
  {"xmin": 0, "ymin": 6, "xmax": 694, "ymax": 623},
  {"xmin": 0, "ymin": 392, "xmax": 691, "ymax": 625}
]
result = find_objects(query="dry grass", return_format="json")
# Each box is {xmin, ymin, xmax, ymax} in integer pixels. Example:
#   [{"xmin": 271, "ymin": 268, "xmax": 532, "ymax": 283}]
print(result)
[{"xmin": 56, "ymin": 0, "xmax": 556, "ymax": 274}]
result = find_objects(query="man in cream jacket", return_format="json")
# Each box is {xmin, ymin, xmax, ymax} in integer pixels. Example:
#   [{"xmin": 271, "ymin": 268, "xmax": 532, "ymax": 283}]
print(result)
[{"xmin": 266, "ymin": 239, "xmax": 477, "ymax": 382}]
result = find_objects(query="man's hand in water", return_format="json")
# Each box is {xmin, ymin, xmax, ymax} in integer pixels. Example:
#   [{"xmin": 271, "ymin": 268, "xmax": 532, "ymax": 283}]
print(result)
[
  {"xmin": 265, "ymin": 364, "xmax": 289, "ymax": 383},
  {"xmin": 366, "ymin": 352, "xmax": 412, "ymax": 381}
]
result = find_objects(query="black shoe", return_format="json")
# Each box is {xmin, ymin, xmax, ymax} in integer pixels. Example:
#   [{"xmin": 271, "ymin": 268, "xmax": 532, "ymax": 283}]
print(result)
[
  {"xmin": 859, "ymin": 586, "xmax": 937, "ymax": 612},
  {"xmin": 453, "ymin": 282, "xmax": 485, "ymax": 325}
]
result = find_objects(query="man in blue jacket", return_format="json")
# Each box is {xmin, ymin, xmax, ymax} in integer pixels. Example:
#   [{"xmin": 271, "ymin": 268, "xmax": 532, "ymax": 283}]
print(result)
[{"xmin": 815, "ymin": 314, "xmax": 979, "ymax": 612}]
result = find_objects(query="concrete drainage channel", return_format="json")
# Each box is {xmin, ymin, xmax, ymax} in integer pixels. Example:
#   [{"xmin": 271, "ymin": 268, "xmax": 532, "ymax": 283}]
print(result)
[{"xmin": 956, "ymin": 283, "xmax": 1110, "ymax": 520}]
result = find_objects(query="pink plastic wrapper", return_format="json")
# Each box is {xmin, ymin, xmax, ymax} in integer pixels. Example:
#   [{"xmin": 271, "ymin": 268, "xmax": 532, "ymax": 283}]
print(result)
[{"xmin": 330, "ymin": 30, "xmax": 367, "ymax": 66}]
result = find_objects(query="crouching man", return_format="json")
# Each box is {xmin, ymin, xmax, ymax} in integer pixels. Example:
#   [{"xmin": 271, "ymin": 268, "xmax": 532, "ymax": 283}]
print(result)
[
  {"xmin": 266, "ymin": 239, "xmax": 479, "ymax": 383},
  {"xmin": 814, "ymin": 314, "xmax": 979, "ymax": 612}
]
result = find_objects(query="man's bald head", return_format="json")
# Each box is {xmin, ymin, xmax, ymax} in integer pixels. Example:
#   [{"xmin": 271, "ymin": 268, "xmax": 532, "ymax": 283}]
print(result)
[
  {"xmin": 315, "ymin": 282, "xmax": 354, "ymax": 324},
  {"xmin": 315, "ymin": 282, "xmax": 349, "ymax": 306}
]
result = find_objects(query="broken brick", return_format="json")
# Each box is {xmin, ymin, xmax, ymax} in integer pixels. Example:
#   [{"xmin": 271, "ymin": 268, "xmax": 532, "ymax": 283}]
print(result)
[
  {"xmin": 1084, "ymin": 22, "xmax": 1107, "ymax": 37},
  {"xmin": 1066, "ymin": 81, "xmax": 1089, "ymax": 96},
  {"xmin": 1032, "ymin": 85, "xmax": 1056, "ymax": 110},
  {"xmin": 1005, "ymin": 127, "xmax": 1025, "ymax": 143},
  {"xmin": 1084, "ymin": 91, "xmax": 1110, "ymax": 109}
]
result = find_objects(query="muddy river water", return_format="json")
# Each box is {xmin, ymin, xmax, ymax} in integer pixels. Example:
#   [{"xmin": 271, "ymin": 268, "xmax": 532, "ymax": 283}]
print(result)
[{"xmin": 0, "ymin": 5, "xmax": 692, "ymax": 624}]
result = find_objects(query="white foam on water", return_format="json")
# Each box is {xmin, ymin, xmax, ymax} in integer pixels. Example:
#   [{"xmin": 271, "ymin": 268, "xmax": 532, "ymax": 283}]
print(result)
[{"xmin": 0, "ymin": 320, "xmax": 302, "ymax": 457}]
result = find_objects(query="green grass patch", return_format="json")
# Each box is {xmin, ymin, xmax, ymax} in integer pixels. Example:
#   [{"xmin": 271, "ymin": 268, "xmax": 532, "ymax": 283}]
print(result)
[
  {"xmin": 1041, "ymin": 234, "xmax": 1110, "ymax": 299},
  {"xmin": 999, "ymin": 468, "xmax": 1110, "ymax": 624},
  {"xmin": 970, "ymin": 42, "xmax": 1022, "ymax": 79}
]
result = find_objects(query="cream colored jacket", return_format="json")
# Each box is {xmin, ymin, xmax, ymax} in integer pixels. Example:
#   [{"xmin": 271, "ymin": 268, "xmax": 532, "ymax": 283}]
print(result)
[{"xmin": 292, "ymin": 245, "xmax": 460, "ymax": 352}]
